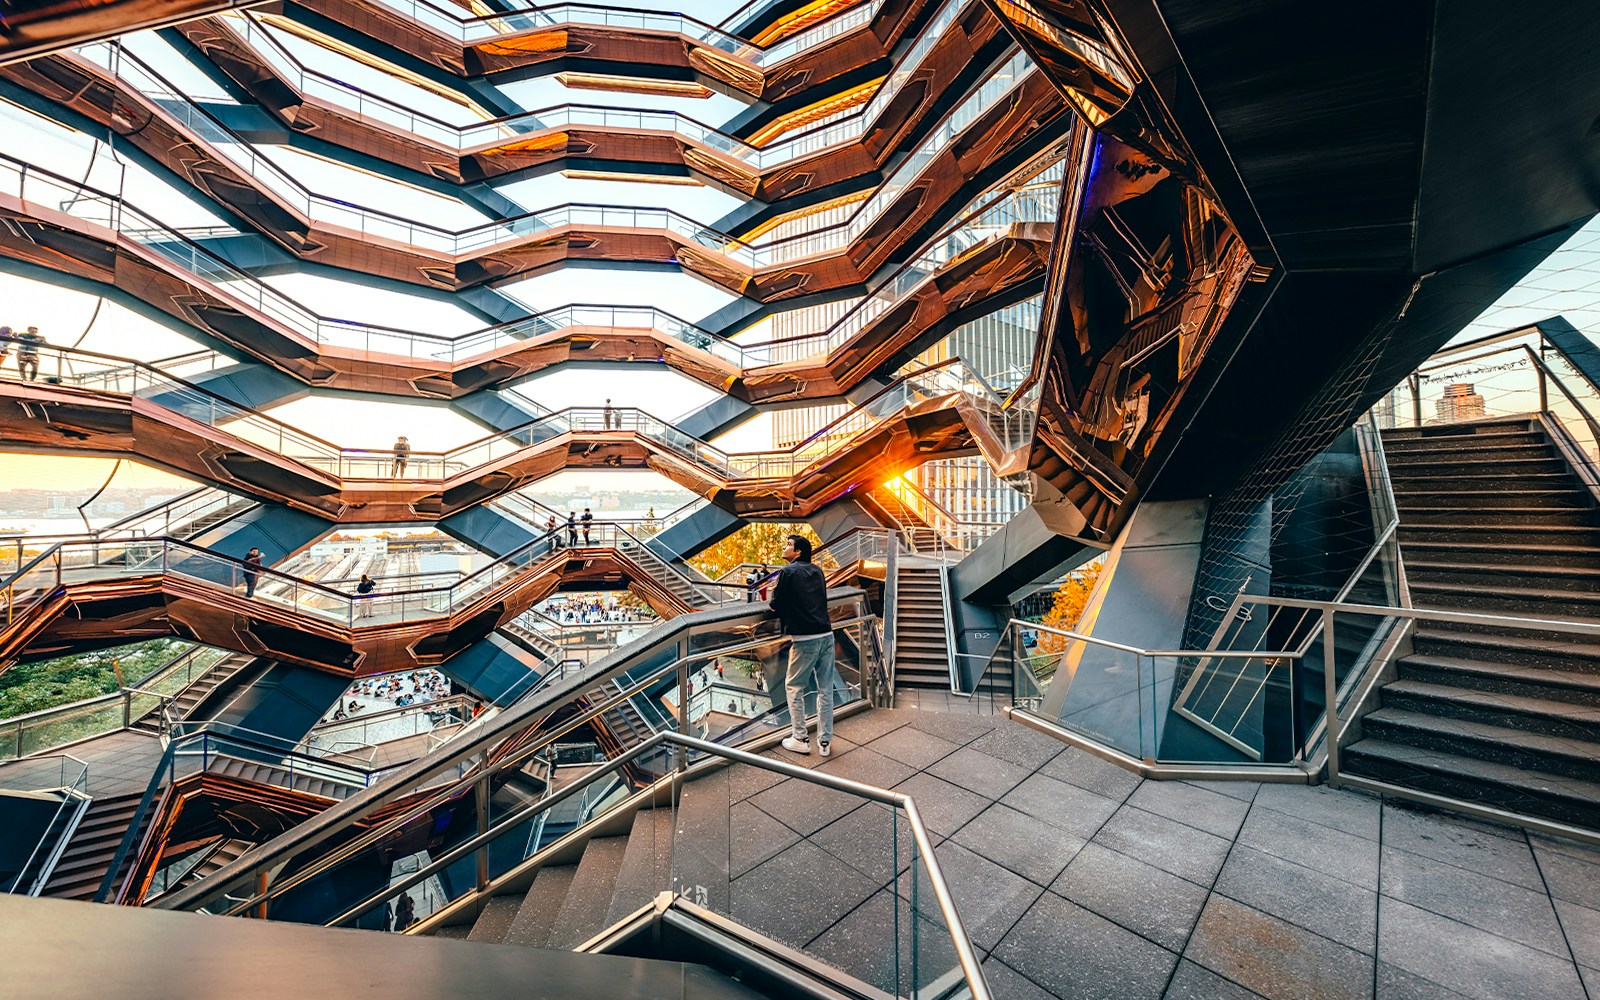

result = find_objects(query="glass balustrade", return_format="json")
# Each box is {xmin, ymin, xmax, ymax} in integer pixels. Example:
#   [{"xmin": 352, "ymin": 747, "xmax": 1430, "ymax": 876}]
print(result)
[{"xmin": 0, "ymin": 137, "xmax": 1053, "ymax": 375}]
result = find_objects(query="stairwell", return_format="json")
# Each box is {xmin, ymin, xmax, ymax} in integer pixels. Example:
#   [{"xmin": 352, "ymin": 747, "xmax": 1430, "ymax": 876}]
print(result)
[
  {"xmin": 1342, "ymin": 416, "xmax": 1600, "ymax": 829},
  {"xmin": 131, "ymin": 653, "xmax": 257, "ymax": 734},
  {"xmin": 39, "ymin": 791, "xmax": 149, "ymax": 900},
  {"xmin": 894, "ymin": 562, "xmax": 952, "ymax": 690}
]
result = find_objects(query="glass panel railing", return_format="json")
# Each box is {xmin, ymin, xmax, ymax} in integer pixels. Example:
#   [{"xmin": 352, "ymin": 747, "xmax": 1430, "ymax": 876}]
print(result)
[
  {"xmin": 363, "ymin": 0, "xmax": 881, "ymax": 69},
  {"xmin": 159, "ymin": 595, "xmax": 874, "ymax": 920}
]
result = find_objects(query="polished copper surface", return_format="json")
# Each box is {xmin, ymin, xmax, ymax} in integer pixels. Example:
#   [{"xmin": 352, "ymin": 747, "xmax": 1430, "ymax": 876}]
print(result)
[
  {"xmin": 1, "ymin": 48, "xmax": 1065, "ymax": 295},
  {"xmin": 0, "ymin": 377, "xmax": 988, "ymax": 521},
  {"xmin": 0, "ymin": 0, "xmax": 265, "ymax": 64},
  {"xmin": 984, "ymin": 0, "xmax": 1258, "ymax": 542},
  {"xmin": 164, "ymin": 3, "xmax": 1011, "ymax": 197},
  {"xmin": 0, "ymin": 183, "xmax": 1050, "ymax": 400},
  {"xmin": 286, "ymin": 0, "xmax": 924, "ymax": 97},
  {"xmin": 0, "ymin": 543, "xmax": 694, "ymax": 678}
]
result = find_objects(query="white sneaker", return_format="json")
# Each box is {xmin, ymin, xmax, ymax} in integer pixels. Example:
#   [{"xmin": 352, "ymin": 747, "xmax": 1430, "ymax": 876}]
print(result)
[
  {"xmin": 781, "ymin": 736, "xmax": 811, "ymax": 755},
  {"xmin": 818, "ymin": 740, "xmax": 831, "ymax": 758}
]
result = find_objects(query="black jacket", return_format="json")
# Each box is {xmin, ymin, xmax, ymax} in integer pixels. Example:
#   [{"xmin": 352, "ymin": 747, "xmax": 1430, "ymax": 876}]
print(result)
[{"xmin": 769, "ymin": 561, "xmax": 830, "ymax": 636}]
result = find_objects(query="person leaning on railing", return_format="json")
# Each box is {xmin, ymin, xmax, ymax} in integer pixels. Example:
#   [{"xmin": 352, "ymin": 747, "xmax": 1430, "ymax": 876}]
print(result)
[{"xmin": 771, "ymin": 534, "xmax": 838, "ymax": 758}]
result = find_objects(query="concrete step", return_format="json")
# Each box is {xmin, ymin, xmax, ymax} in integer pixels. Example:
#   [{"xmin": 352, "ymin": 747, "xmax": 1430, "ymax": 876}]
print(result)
[
  {"xmin": 1362, "ymin": 707, "xmax": 1600, "ymax": 782},
  {"xmin": 1388, "ymin": 457, "xmax": 1567, "ymax": 479},
  {"xmin": 1394, "ymin": 489, "xmax": 1589, "ymax": 509},
  {"xmin": 1406, "ymin": 557, "xmax": 1600, "ymax": 588},
  {"xmin": 1391, "ymin": 473, "xmax": 1579, "ymax": 493},
  {"xmin": 1385, "ymin": 443, "xmax": 1554, "ymax": 463},
  {"xmin": 1410, "ymin": 580, "xmax": 1600, "ymax": 619},
  {"xmin": 1398, "ymin": 653, "xmax": 1600, "ymax": 707},
  {"xmin": 1411, "ymin": 626, "xmax": 1600, "ymax": 673},
  {"xmin": 1396, "ymin": 507, "xmax": 1598, "ymax": 527},
  {"xmin": 502, "ymin": 864, "xmax": 576, "ymax": 948},
  {"xmin": 602, "ymin": 808, "xmax": 674, "ymax": 929},
  {"xmin": 1381, "ymin": 679, "xmax": 1600, "ymax": 742},
  {"xmin": 1399, "ymin": 523, "xmax": 1600, "ymax": 545},
  {"xmin": 546, "ymin": 836, "xmax": 631, "ymax": 949},
  {"xmin": 1341, "ymin": 737, "xmax": 1600, "ymax": 829},
  {"xmin": 466, "ymin": 895, "xmax": 524, "ymax": 944},
  {"xmin": 1381, "ymin": 423, "xmax": 1540, "ymax": 445}
]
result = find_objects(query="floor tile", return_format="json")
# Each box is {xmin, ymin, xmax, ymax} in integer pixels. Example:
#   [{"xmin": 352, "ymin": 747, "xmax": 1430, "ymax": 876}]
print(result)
[
  {"xmin": 928, "ymin": 746, "xmax": 1033, "ymax": 800},
  {"xmin": 1039, "ymin": 747, "xmax": 1142, "ymax": 801},
  {"xmin": 1126, "ymin": 780, "xmax": 1251, "ymax": 839},
  {"xmin": 894, "ymin": 772, "xmax": 991, "ymax": 838},
  {"xmin": 728, "ymin": 840, "xmax": 880, "ymax": 952},
  {"xmin": 1163, "ymin": 959, "xmax": 1265, "ymax": 999},
  {"xmin": 864, "ymin": 725, "xmax": 962, "ymax": 771},
  {"xmin": 1380, "ymin": 846, "xmax": 1568, "ymax": 958},
  {"xmin": 1380, "ymin": 803, "xmax": 1542, "ymax": 892},
  {"xmin": 1236, "ymin": 803, "xmax": 1379, "ymax": 890},
  {"xmin": 1376, "ymin": 897, "xmax": 1586, "ymax": 1000},
  {"xmin": 1051, "ymin": 843, "xmax": 1209, "ymax": 952},
  {"xmin": 1213, "ymin": 844, "xmax": 1377, "ymax": 954},
  {"xmin": 1000, "ymin": 772, "xmax": 1123, "ymax": 839},
  {"xmin": 1252, "ymin": 782, "xmax": 1381, "ymax": 841},
  {"xmin": 1091, "ymin": 805, "xmax": 1233, "ymax": 888},
  {"xmin": 1550, "ymin": 896, "xmax": 1600, "ymax": 971},
  {"xmin": 992, "ymin": 891, "xmax": 1180, "ymax": 1000},
  {"xmin": 953, "ymin": 802, "xmax": 1086, "ymax": 887},
  {"xmin": 1185, "ymin": 895, "xmax": 1373, "ymax": 1000},
  {"xmin": 965, "ymin": 724, "xmax": 1067, "ymax": 771}
]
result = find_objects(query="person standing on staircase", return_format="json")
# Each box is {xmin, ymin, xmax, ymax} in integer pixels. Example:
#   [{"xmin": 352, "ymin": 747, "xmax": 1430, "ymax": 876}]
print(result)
[
  {"xmin": 242, "ymin": 547, "xmax": 263, "ymax": 598},
  {"xmin": 771, "ymin": 534, "xmax": 836, "ymax": 757},
  {"xmin": 390, "ymin": 436, "xmax": 411, "ymax": 478}
]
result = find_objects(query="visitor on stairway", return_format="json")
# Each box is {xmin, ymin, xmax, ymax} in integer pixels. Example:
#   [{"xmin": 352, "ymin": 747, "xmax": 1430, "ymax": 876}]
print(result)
[
  {"xmin": 547, "ymin": 514, "xmax": 560, "ymax": 550},
  {"xmin": 242, "ymin": 547, "xmax": 263, "ymax": 598},
  {"xmin": 356, "ymin": 573, "xmax": 376, "ymax": 617},
  {"xmin": 772, "ymin": 534, "xmax": 836, "ymax": 758},
  {"xmin": 390, "ymin": 436, "xmax": 410, "ymax": 478},
  {"xmin": 567, "ymin": 511, "xmax": 579, "ymax": 546},
  {"xmin": 581, "ymin": 507, "xmax": 594, "ymax": 543},
  {"xmin": 603, "ymin": 398, "xmax": 614, "ymax": 429},
  {"xmin": 15, "ymin": 326, "xmax": 44, "ymax": 381}
]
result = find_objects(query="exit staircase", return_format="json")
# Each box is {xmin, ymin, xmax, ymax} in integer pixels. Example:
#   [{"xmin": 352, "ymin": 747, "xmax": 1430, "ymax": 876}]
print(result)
[
  {"xmin": 893, "ymin": 562, "xmax": 952, "ymax": 690},
  {"xmin": 1342, "ymin": 416, "xmax": 1600, "ymax": 829}
]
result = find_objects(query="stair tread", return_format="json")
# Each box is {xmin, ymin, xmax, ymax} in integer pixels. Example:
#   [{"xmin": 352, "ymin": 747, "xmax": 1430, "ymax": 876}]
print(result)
[
  {"xmin": 1408, "ymin": 560, "xmax": 1600, "ymax": 580},
  {"xmin": 1411, "ymin": 580, "xmax": 1600, "ymax": 604},
  {"xmin": 1404, "ymin": 541, "xmax": 1600, "ymax": 556},
  {"xmin": 603, "ymin": 808, "xmax": 674, "ymax": 929},
  {"xmin": 1344, "ymin": 737, "xmax": 1600, "ymax": 804},
  {"xmin": 503, "ymin": 865, "xmax": 577, "ymax": 949},
  {"xmin": 1400, "ymin": 653, "xmax": 1600, "ymax": 695},
  {"xmin": 1366, "ymin": 707, "xmax": 1600, "ymax": 765},
  {"xmin": 466, "ymin": 895, "xmax": 524, "ymax": 943},
  {"xmin": 546, "ymin": 836, "xmax": 631, "ymax": 949},
  {"xmin": 1385, "ymin": 679, "xmax": 1600, "ymax": 725},
  {"xmin": 1413, "ymin": 626, "xmax": 1600, "ymax": 657}
]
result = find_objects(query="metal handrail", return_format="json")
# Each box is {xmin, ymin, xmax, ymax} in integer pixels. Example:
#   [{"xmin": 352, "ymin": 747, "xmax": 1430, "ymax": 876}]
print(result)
[
  {"xmin": 329, "ymin": 730, "xmax": 991, "ymax": 1000},
  {"xmin": 167, "ymin": 607, "xmax": 874, "ymax": 916}
]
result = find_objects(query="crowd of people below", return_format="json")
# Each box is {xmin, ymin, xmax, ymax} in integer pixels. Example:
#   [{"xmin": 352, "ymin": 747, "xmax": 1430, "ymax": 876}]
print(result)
[
  {"xmin": 327, "ymin": 668, "xmax": 460, "ymax": 721},
  {"xmin": 541, "ymin": 594, "xmax": 651, "ymax": 626}
]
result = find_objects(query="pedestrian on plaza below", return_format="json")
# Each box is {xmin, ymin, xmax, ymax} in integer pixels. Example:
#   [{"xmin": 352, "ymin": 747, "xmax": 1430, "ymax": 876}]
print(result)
[{"xmin": 771, "ymin": 534, "xmax": 837, "ymax": 757}]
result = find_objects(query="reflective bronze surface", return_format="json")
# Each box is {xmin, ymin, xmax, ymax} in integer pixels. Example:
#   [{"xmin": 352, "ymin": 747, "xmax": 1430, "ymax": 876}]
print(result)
[
  {"xmin": 0, "ymin": 377, "xmax": 991, "ymax": 521},
  {"xmin": 2, "ymin": 48, "xmax": 1064, "ymax": 295}
]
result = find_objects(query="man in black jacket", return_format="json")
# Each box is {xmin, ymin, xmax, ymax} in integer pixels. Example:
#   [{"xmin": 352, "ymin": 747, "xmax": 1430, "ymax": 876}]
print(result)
[{"xmin": 770, "ymin": 534, "xmax": 837, "ymax": 756}]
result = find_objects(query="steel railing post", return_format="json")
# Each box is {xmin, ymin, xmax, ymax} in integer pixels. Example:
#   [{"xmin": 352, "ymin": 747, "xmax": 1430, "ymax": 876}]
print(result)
[{"xmin": 1323, "ymin": 609, "xmax": 1340, "ymax": 783}]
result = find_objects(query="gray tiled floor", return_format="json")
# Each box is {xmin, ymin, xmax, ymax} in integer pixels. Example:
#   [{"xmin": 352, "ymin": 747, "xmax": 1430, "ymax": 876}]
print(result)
[{"xmin": 732, "ymin": 707, "xmax": 1600, "ymax": 1000}]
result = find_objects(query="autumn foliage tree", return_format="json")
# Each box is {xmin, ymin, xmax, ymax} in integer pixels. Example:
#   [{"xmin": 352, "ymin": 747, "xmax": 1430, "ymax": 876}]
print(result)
[
  {"xmin": 688, "ymin": 523, "xmax": 822, "ymax": 581},
  {"xmin": 1033, "ymin": 559, "xmax": 1105, "ymax": 658}
]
